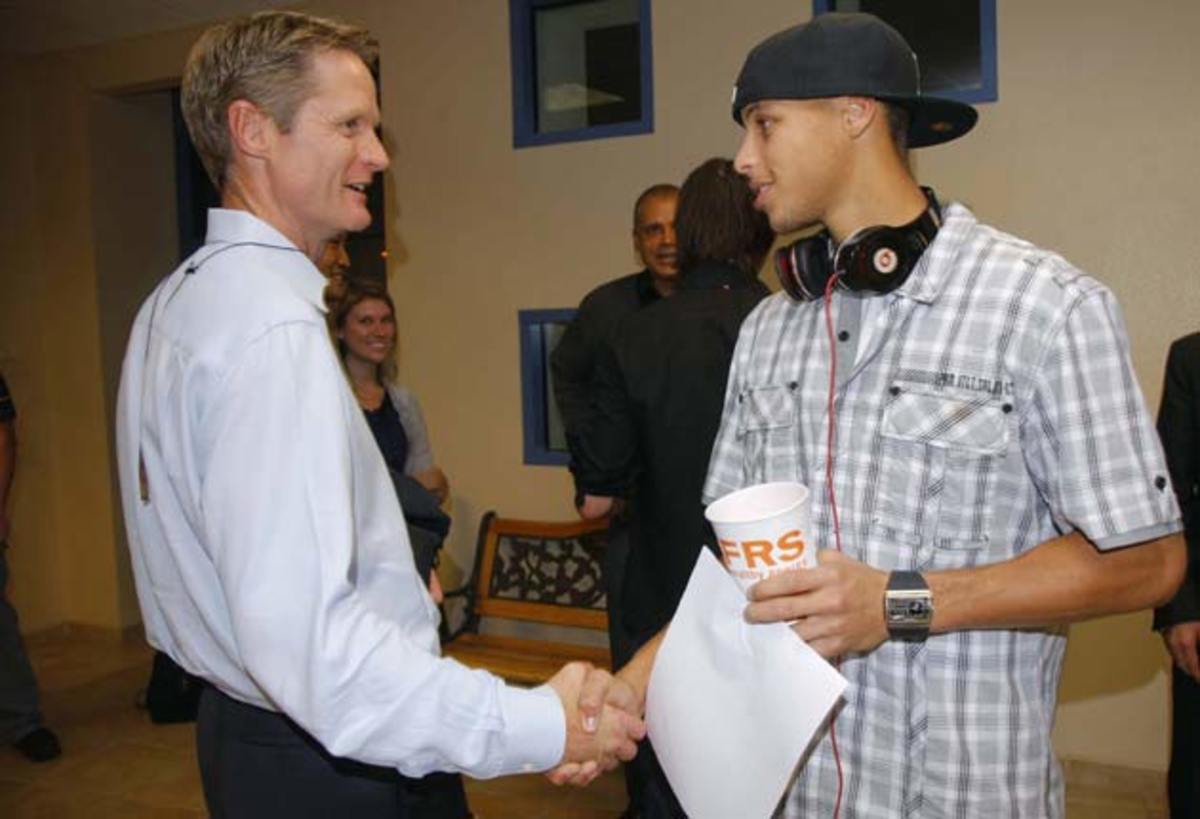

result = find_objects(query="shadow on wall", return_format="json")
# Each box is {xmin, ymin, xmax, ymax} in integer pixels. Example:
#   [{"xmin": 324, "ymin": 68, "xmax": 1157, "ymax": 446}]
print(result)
[{"xmin": 1057, "ymin": 613, "xmax": 1167, "ymax": 703}]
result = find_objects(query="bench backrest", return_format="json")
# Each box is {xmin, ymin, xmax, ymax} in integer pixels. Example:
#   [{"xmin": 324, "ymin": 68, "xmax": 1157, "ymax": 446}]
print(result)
[{"xmin": 467, "ymin": 510, "xmax": 610, "ymax": 631}]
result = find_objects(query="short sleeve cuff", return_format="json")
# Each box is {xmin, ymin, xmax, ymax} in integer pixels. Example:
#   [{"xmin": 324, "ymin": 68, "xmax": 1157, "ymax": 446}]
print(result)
[
  {"xmin": 496, "ymin": 683, "xmax": 566, "ymax": 775},
  {"xmin": 1090, "ymin": 519, "xmax": 1183, "ymax": 552}
]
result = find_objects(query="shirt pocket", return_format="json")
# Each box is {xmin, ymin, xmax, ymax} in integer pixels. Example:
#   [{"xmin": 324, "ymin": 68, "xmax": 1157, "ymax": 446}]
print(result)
[
  {"xmin": 878, "ymin": 384, "xmax": 1011, "ymax": 550},
  {"xmin": 736, "ymin": 384, "xmax": 801, "ymax": 485}
]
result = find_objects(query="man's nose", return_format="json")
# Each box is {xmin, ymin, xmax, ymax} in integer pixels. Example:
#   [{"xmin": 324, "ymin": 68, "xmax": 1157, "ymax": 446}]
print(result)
[
  {"xmin": 734, "ymin": 132, "xmax": 755, "ymax": 177},
  {"xmin": 364, "ymin": 128, "xmax": 389, "ymax": 171}
]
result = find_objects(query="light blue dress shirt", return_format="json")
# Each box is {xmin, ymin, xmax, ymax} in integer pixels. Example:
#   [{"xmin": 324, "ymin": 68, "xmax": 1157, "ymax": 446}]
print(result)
[{"xmin": 116, "ymin": 209, "xmax": 564, "ymax": 778}]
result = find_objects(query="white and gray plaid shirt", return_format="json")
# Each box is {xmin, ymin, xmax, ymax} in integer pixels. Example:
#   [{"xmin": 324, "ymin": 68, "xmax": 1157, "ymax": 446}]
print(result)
[{"xmin": 704, "ymin": 203, "xmax": 1181, "ymax": 818}]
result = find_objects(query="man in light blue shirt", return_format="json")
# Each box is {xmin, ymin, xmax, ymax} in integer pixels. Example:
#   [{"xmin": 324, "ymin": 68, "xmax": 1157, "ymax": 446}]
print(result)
[{"xmin": 116, "ymin": 11, "xmax": 640, "ymax": 816}]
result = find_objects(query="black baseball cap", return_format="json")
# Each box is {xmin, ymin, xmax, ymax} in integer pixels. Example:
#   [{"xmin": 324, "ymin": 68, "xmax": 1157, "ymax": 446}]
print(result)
[{"xmin": 732, "ymin": 13, "xmax": 977, "ymax": 148}]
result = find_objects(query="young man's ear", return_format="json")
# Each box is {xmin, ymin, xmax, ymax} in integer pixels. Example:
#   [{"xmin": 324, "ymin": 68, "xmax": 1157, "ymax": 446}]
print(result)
[
  {"xmin": 839, "ymin": 96, "xmax": 880, "ymax": 140},
  {"xmin": 227, "ymin": 99, "xmax": 275, "ymax": 161}
]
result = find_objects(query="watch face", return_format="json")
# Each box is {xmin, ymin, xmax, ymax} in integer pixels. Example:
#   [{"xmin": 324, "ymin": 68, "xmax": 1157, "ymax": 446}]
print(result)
[{"xmin": 886, "ymin": 590, "xmax": 933, "ymax": 626}]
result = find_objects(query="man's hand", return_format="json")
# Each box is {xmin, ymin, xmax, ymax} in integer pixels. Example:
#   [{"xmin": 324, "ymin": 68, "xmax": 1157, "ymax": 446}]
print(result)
[
  {"xmin": 744, "ymin": 549, "xmax": 889, "ymax": 659},
  {"xmin": 1163, "ymin": 621, "xmax": 1200, "ymax": 682},
  {"xmin": 545, "ymin": 662, "xmax": 645, "ymax": 786},
  {"xmin": 427, "ymin": 571, "xmax": 444, "ymax": 604},
  {"xmin": 578, "ymin": 495, "xmax": 613, "ymax": 520}
]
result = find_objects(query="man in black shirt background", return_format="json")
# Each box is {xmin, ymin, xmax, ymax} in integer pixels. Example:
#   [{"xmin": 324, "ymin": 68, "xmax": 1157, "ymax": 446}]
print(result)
[
  {"xmin": 572, "ymin": 158, "xmax": 775, "ymax": 817},
  {"xmin": 552, "ymin": 183, "xmax": 681, "ymax": 486},
  {"xmin": 550, "ymin": 183, "xmax": 678, "ymax": 819},
  {"xmin": 551, "ymin": 182, "xmax": 680, "ymax": 664}
]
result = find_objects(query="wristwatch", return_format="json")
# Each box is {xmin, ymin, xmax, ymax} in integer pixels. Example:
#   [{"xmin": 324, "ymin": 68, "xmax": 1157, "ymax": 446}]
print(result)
[{"xmin": 884, "ymin": 571, "xmax": 933, "ymax": 641}]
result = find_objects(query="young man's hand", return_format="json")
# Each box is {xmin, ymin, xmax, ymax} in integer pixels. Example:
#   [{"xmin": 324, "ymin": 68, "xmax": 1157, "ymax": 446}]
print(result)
[{"xmin": 745, "ymin": 549, "xmax": 890, "ymax": 658}]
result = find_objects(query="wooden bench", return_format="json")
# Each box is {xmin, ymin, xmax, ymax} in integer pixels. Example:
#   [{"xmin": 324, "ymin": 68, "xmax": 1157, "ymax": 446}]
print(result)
[{"xmin": 441, "ymin": 511, "xmax": 612, "ymax": 685}]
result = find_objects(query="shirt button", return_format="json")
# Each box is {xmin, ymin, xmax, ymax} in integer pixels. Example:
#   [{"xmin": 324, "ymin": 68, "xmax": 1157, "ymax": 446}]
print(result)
[
  {"xmin": 1155, "ymin": 475, "xmax": 1168, "ymax": 491},
  {"xmin": 837, "ymin": 330, "xmax": 851, "ymax": 342}
]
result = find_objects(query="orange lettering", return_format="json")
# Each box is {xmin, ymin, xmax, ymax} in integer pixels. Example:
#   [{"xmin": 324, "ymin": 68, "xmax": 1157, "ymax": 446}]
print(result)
[
  {"xmin": 719, "ymin": 539, "xmax": 741, "ymax": 566},
  {"xmin": 742, "ymin": 540, "xmax": 776, "ymax": 569},
  {"xmin": 776, "ymin": 530, "xmax": 806, "ymax": 563}
]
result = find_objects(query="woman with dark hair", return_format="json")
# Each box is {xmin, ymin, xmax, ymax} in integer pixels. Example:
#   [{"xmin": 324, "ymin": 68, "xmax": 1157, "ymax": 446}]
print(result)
[{"xmin": 572, "ymin": 157, "xmax": 775, "ymax": 819}]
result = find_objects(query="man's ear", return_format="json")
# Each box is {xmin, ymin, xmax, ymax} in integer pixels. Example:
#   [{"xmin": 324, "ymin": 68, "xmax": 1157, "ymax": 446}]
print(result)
[
  {"xmin": 227, "ymin": 99, "xmax": 274, "ymax": 161},
  {"xmin": 840, "ymin": 96, "xmax": 880, "ymax": 140}
]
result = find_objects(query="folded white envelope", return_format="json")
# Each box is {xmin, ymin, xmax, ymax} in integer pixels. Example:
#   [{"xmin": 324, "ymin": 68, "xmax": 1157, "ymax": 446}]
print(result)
[{"xmin": 645, "ymin": 549, "xmax": 847, "ymax": 819}]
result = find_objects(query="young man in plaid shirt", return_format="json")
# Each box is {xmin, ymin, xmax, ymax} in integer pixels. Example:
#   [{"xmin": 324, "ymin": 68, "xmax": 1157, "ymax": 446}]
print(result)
[{"xmin": 596, "ymin": 13, "xmax": 1185, "ymax": 818}]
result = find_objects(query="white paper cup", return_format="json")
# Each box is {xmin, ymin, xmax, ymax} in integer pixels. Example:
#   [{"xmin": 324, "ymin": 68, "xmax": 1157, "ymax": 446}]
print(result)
[{"xmin": 705, "ymin": 482, "xmax": 815, "ymax": 593}]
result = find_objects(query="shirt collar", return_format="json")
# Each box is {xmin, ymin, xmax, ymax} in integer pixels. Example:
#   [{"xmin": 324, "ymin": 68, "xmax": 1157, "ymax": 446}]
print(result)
[
  {"xmin": 679, "ymin": 260, "xmax": 759, "ymax": 292},
  {"xmin": 204, "ymin": 208, "xmax": 330, "ymax": 313},
  {"xmin": 634, "ymin": 269, "xmax": 664, "ymax": 306},
  {"xmin": 891, "ymin": 202, "xmax": 976, "ymax": 305}
]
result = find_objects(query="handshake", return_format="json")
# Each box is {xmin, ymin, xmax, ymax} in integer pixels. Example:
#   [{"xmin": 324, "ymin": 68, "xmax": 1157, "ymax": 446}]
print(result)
[{"xmin": 543, "ymin": 660, "xmax": 649, "ymax": 787}]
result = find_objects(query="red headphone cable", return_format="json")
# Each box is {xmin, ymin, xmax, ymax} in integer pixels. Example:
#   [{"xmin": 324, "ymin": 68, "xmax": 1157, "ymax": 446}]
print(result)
[{"xmin": 822, "ymin": 272, "xmax": 845, "ymax": 819}]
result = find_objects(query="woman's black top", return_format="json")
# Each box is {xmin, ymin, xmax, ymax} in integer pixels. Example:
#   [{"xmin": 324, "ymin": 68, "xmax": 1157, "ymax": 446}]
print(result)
[{"xmin": 363, "ymin": 389, "xmax": 410, "ymax": 476}]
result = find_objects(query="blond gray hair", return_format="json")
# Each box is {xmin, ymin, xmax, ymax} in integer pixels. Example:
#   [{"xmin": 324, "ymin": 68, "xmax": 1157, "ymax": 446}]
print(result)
[{"xmin": 181, "ymin": 10, "xmax": 377, "ymax": 188}]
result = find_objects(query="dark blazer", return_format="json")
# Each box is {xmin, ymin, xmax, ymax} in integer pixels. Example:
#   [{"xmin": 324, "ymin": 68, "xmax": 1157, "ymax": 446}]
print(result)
[
  {"xmin": 1154, "ymin": 332, "xmax": 1200, "ymax": 629},
  {"xmin": 573, "ymin": 261, "xmax": 770, "ymax": 640},
  {"xmin": 551, "ymin": 270, "xmax": 661, "ymax": 484}
]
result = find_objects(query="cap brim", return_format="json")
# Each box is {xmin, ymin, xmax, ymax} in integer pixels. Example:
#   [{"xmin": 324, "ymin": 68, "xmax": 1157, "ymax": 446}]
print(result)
[{"xmin": 886, "ymin": 96, "xmax": 978, "ymax": 148}]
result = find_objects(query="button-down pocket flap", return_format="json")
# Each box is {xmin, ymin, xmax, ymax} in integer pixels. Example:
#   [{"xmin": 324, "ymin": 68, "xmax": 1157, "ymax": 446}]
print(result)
[
  {"xmin": 737, "ymin": 385, "xmax": 797, "ymax": 435},
  {"xmin": 882, "ymin": 386, "xmax": 1009, "ymax": 455}
]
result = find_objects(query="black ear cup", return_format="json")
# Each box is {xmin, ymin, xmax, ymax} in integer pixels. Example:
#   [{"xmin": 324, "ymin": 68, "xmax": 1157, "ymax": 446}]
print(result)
[{"xmin": 774, "ymin": 233, "xmax": 835, "ymax": 302}]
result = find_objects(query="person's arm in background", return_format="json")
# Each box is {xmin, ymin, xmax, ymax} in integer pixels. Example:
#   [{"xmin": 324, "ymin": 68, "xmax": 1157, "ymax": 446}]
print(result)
[
  {"xmin": 0, "ymin": 373, "xmax": 17, "ymax": 543},
  {"xmin": 1155, "ymin": 335, "xmax": 1200, "ymax": 681},
  {"xmin": 573, "ymin": 332, "xmax": 638, "ymax": 519},
  {"xmin": 394, "ymin": 385, "xmax": 449, "ymax": 504},
  {"xmin": 551, "ymin": 294, "xmax": 609, "ymax": 513},
  {"xmin": 550, "ymin": 298, "xmax": 597, "ymax": 454}
]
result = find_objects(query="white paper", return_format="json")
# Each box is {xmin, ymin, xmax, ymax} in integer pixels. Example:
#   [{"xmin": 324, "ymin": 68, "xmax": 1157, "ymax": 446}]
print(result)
[{"xmin": 645, "ymin": 550, "xmax": 847, "ymax": 819}]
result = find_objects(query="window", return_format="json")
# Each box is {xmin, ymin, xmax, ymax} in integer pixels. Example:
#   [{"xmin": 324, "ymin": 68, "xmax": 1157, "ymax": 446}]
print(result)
[
  {"xmin": 509, "ymin": 0, "xmax": 654, "ymax": 148},
  {"xmin": 812, "ymin": 0, "xmax": 998, "ymax": 104},
  {"xmin": 518, "ymin": 309, "xmax": 575, "ymax": 465}
]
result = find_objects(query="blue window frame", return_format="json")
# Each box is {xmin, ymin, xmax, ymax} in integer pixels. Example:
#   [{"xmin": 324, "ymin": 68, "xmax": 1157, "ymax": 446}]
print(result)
[
  {"xmin": 519, "ymin": 308, "xmax": 576, "ymax": 466},
  {"xmin": 509, "ymin": 0, "xmax": 654, "ymax": 148},
  {"xmin": 812, "ymin": 0, "xmax": 997, "ymax": 104}
]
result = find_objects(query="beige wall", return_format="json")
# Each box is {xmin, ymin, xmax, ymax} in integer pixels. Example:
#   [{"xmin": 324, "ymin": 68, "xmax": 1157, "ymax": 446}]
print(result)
[
  {"xmin": 1, "ymin": 0, "xmax": 1196, "ymax": 771},
  {"xmin": 89, "ymin": 89, "xmax": 180, "ymax": 628}
]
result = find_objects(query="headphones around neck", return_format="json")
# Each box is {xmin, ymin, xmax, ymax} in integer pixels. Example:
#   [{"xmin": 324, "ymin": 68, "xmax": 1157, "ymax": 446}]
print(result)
[{"xmin": 775, "ymin": 187, "xmax": 943, "ymax": 301}]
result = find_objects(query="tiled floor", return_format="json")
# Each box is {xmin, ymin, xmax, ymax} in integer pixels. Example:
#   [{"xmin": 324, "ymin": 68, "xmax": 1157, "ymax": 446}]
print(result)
[{"xmin": 0, "ymin": 627, "xmax": 1170, "ymax": 818}]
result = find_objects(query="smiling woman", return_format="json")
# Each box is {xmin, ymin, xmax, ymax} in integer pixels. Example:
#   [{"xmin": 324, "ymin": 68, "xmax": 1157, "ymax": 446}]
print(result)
[{"xmin": 328, "ymin": 278, "xmax": 453, "ymax": 514}]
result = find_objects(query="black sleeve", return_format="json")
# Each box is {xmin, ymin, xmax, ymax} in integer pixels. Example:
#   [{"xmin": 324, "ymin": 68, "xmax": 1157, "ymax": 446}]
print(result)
[
  {"xmin": 550, "ymin": 297, "xmax": 599, "ymax": 448},
  {"xmin": 570, "ymin": 331, "xmax": 638, "ymax": 497},
  {"xmin": 1154, "ymin": 336, "xmax": 1200, "ymax": 629}
]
